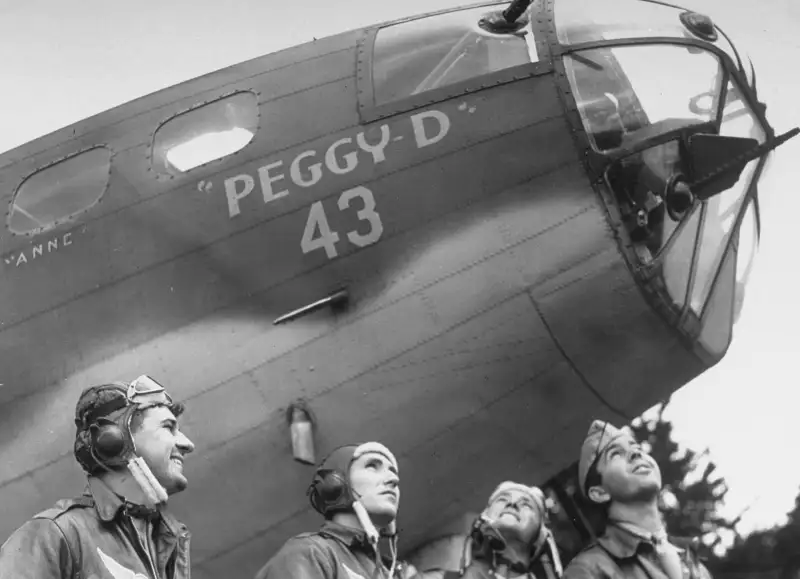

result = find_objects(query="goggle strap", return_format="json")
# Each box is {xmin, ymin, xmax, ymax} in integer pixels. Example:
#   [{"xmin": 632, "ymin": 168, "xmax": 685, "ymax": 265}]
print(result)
[{"xmin": 82, "ymin": 397, "xmax": 128, "ymax": 428}]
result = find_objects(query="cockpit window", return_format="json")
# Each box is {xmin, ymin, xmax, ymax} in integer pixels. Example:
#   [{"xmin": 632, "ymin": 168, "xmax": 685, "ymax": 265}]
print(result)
[
  {"xmin": 555, "ymin": 0, "xmax": 733, "ymax": 53},
  {"xmin": 557, "ymin": 0, "xmax": 687, "ymax": 45},
  {"xmin": 564, "ymin": 44, "xmax": 722, "ymax": 152},
  {"xmin": 371, "ymin": 5, "xmax": 538, "ymax": 107}
]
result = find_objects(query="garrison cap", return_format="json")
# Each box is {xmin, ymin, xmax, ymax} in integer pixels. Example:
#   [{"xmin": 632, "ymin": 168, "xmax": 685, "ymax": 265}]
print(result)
[{"xmin": 578, "ymin": 420, "xmax": 633, "ymax": 497}]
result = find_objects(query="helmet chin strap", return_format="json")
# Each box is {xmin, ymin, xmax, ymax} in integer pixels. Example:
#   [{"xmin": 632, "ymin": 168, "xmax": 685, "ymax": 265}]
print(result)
[
  {"xmin": 352, "ymin": 499, "xmax": 381, "ymax": 545},
  {"xmin": 127, "ymin": 456, "xmax": 169, "ymax": 507},
  {"xmin": 126, "ymin": 411, "xmax": 169, "ymax": 506},
  {"xmin": 350, "ymin": 491, "xmax": 399, "ymax": 579}
]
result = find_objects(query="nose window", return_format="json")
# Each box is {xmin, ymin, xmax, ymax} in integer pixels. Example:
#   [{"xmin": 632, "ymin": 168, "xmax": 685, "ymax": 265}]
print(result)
[
  {"xmin": 564, "ymin": 44, "xmax": 721, "ymax": 153},
  {"xmin": 564, "ymin": 41, "xmax": 768, "ymax": 352}
]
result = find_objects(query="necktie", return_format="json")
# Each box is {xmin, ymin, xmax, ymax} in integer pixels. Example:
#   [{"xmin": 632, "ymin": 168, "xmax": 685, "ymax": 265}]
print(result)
[
  {"xmin": 613, "ymin": 522, "xmax": 685, "ymax": 579},
  {"xmin": 652, "ymin": 529, "xmax": 684, "ymax": 579}
]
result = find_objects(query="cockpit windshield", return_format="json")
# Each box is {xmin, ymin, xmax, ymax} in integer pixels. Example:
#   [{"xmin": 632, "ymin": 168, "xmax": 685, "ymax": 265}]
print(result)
[
  {"xmin": 371, "ymin": 4, "xmax": 539, "ymax": 106},
  {"xmin": 556, "ymin": 0, "xmax": 688, "ymax": 45},
  {"xmin": 564, "ymin": 39, "xmax": 767, "ymax": 354},
  {"xmin": 564, "ymin": 44, "xmax": 723, "ymax": 151},
  {"xmin": 555, "ymin": 0, "xmax": 740, "ymax": 65}
]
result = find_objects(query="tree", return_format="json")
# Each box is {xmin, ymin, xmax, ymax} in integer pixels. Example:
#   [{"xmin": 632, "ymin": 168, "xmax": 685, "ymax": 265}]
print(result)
[
  {"xmin": 773, "ymin": 489, "xmax": 800, "ymax": 575},
  {"xmin": 716, "ymin": 487, "xmax": 800, "ymax": 578},
  {"xmin": 714, "ymin": 527, "xmax": 779, "ymax": 576}
]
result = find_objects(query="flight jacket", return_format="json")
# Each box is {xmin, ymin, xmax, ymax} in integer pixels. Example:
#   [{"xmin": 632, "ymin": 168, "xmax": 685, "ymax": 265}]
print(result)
[
  {"xmin": 0, "ymin": 476, "xmax": 191, "ymax": 579},
  {"xmin": 256, "ymin": 521, "xmax": 402, "ymax": 579}
]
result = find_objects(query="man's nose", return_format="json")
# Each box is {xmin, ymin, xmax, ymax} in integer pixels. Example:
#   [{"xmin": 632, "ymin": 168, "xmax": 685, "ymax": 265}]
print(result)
[
  {"xmin": 385, "ymin": 473, "xmax": 399, "ymax": 488},
  {"xmin": 176, "ymin": 432, "xmax": 195, "ymax": 454},
  {"xmin": 629, "ymin": 447, "xmax": 642, "ymax": 461}
]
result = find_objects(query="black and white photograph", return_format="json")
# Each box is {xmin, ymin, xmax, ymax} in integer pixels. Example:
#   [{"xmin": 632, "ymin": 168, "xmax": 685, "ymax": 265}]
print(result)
[{"xmin": 0, "ymin": 0, "xmax": 797, "ymax": 578}]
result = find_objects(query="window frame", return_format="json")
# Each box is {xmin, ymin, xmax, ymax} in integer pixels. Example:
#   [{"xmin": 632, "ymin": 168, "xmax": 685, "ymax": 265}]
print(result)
[
  {"xmin": 555, "ymin": 36, "xmax": 770, "ymax": 339},
  {"xmin": 149, "ymin": 89, "xmax": 261, "ymax": 178},
  {"xmin": 6, "ymin": 145, "xmax": 113, "ymax": 237},
  {"xmin": 357, "ymin": 3, "xmax": 554, "ymax": 124}
]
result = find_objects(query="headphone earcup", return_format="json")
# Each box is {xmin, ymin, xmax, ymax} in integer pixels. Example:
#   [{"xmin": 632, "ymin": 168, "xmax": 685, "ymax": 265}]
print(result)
[
  {"xmin": 308, "ymin": 470, "xmax": 349, "ymax": 515},
  {"xmin": 91, "ymin": 423, "xmax": 126, "ymax": 460},
  {"xmin": 317, "ymin": 471, "xmax": 347, "ymax": 503}
]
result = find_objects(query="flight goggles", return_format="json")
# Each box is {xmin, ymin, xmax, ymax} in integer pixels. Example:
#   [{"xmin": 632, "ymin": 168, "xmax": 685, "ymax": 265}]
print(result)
[
  {"xmin": 126, "ymin": 375, "xmax": 173, "ymax": 408},
  {"xmin": 77, "ymin": 375, "xmax": 174, "ymax": 431}
]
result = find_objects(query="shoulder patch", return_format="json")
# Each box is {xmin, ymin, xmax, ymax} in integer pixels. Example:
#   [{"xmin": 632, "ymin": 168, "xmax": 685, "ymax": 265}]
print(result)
[
  {"xmin": 342, "ymin": 563, "xmax": 367, "ymax": 579},
  {"xmin": 33, "ymin": 496, "xmax": 94, "ymax": 521},
  {"xmin": 97, "ymin": 547, "xmax": 149, "ymax": 579}
]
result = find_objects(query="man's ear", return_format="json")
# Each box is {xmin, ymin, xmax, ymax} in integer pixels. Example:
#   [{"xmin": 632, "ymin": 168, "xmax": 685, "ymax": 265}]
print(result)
[{"xmin": 587, "ymin": 486, "xmax": 611, "ymax": 505}]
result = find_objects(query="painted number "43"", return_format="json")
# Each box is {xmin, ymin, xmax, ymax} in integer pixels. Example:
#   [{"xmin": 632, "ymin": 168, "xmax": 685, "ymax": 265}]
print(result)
[{"xmin": 301, "ymin": 186, "xmax": 384, "ymax": 259}]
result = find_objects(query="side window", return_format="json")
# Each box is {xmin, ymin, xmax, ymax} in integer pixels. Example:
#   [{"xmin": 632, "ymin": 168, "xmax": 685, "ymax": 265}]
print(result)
[
  {"xmin": 688, "ymin": 79, "xmax": 765, "ymax": 316},
  {"xmin": 152, "ymin": 91, "xmax": 259, "ymax": 175},
  {"xmin": 733, "ymin": 198, "xmax": 758, "ymax": 325},
  {"xmin": 372, "ymin": 6, "xmax": 538, "ymax": 107},
  {"xmin": 7, "ymin": 146, "xmax": 112, "ymax": 236}
]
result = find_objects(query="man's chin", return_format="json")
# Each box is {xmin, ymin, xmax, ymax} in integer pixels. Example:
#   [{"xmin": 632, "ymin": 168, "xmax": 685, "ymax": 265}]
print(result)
[
  {"xmin": 162, "ymin": 475, "xmax": 188, "ymax": 496},
  {"xmin": 626, "ymin": 481, "xmax": 661, "ymax": 502},
  {"xmin": 367, "ymin": 505, "xmax": 397, "ymax": 526},
  {"xmin": 495, "ymin": 521, "xmax": 530, "ymax": 541}
]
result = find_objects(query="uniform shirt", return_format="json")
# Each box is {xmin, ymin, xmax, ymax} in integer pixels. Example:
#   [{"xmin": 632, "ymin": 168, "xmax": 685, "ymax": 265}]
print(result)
[
  {"xmin": 562, "ymin": 523, "xmax": 712, "ymax": 579},
  {"xmin": 0, "ymin": 476, "xmax": 191, "ymax": 579},
  {"xmin": 256, "ymin": 521, "xmax": 397, "ymax": 579}
]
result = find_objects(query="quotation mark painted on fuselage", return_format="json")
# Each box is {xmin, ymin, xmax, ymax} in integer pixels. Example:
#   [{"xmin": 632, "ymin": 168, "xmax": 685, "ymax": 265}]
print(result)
[{"xmin": 457, "ymin": 101, "xmax": 477, "ymax": 114}]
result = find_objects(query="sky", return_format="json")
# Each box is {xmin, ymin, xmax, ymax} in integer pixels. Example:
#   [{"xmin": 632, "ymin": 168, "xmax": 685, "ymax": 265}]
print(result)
[{"xmin": 1, "ymin": 0, "xmax": 797, "ymax": 539}]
